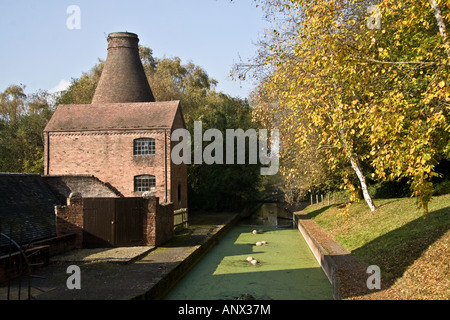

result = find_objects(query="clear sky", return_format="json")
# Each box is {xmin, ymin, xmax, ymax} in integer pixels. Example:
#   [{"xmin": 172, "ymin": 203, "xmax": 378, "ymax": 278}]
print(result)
[{"xmin": 0, "ymin": 0, "xmax": 271, "ymax": 99}]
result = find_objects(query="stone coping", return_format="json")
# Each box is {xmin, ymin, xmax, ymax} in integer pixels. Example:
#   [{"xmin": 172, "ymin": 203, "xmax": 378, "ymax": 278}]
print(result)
[
  {"xmin": 294, "ymin": 211, "xmax": 404, "ymax": 300},
  {"xmin": 51, "ymin": 246, "xmax": 155, "ymax": 264}
]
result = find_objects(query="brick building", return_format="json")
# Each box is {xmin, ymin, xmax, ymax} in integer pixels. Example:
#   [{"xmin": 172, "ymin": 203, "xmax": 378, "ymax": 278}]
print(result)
[{"xmin": 43, "ymin": 32, "xmax": 187, "ymax": 210}]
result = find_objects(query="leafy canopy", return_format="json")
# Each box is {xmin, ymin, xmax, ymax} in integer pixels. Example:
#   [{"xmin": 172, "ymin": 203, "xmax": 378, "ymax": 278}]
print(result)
[{"xmin": 238, "ymin": 0, "xmax": 449, "ymax": 214}]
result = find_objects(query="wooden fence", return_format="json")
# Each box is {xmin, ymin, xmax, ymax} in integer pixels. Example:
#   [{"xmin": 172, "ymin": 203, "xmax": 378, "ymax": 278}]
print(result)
[
  {"xmin": 174, "ymin": 208, "xmax": 188, "ymax": 231},
  {"xmin": 309, "ymin": 191, "xmax": 350, "ymax": 206}
]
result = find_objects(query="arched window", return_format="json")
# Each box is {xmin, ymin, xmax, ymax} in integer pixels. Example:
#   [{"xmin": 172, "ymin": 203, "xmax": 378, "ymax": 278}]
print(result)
[
  {"xmin": 134, "ymin": 175, "xmax": 156, "ymax": 192},
  {"xmin": 133, "ymin": 138, "xmax": 155, "ymax": 155}
]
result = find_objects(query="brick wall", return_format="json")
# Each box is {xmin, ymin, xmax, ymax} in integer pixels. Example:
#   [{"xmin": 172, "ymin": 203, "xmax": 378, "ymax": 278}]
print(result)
[
  {"xmin": 44, "ymin": 111, "xmax": 188, "ymax": 210},
  {"xmin": 46, "ymin": 130, "xmax": 168, "ymax": 201},
  {"xmin": 170, "ymin": 107, "xmax": 188, "ymax": 209},
  {"xmin": 154, "ymin": 202, "xmax": 174, "ymax": 246},
  {"xmin": 44, "ymin": 102, "xmax": 188, "ymax": 210},
  {"xmin": 55, "ymin": 195, "xmax": 174, "ymax": 248},
  {"xmin": 142, "ymin": 197, "xmax": 174, "ymax": 246},
  {"xmin": 55, "ymin": 194, "xmax": 84, "ymax": 248},
  {"xmin": 143, "ymin": 197, "xmax": 157, "ymax": 245}
]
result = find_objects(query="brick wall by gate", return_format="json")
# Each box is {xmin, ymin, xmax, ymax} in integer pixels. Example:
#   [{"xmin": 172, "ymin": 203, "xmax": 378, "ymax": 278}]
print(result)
[{"xmin": 56, "ymin": 195, "xmax": 174, "ymax": 248}]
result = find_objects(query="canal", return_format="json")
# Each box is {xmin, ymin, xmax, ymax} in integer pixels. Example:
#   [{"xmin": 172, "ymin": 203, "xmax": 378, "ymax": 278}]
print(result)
[{"xmin": 163, "ymin": 203, "xmax": 333, "ymax": 300}]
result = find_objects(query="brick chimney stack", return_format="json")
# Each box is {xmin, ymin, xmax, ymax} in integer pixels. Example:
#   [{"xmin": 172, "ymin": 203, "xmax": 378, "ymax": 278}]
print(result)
[{"xmin": 92, "ymin": 32, "xmax": 155, "ymax": 103}]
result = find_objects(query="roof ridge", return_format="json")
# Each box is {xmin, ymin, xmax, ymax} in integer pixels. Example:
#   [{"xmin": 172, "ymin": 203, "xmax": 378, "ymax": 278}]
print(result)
[{"xmin": 44, "ymin": 101, "xmax": 182, "ymax": 132}]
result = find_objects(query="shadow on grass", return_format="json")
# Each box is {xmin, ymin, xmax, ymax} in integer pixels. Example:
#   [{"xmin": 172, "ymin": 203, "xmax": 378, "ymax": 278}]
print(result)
[
  {"xmin": 352, "ymin": 205, "xmax": 450, "ymax": 286},
  {"xmin": 374, "ymin": 199, "xmax": 402, "ymax": 209},
  {"xmin": 306, "ymin": 205, "xmax": 335, "ymax": 219}
]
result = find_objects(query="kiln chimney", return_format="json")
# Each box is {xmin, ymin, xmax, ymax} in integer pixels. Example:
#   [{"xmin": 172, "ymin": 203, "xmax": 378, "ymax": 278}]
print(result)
[{"xmin": 92, "ymin": 32, "xmax": 155, "ymax": 103}]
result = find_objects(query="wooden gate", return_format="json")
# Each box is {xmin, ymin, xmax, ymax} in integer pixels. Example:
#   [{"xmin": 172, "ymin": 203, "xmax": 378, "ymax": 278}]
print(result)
[{"xmin": 83, "ymin": 198, "xmax": 144, "ymax": 248}]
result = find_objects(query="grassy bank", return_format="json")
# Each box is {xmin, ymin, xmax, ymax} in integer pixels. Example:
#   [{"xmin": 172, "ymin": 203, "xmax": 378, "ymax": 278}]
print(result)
[{"xmin": 304, "ymin": 194, "xmax": 450, "ymax": 300}]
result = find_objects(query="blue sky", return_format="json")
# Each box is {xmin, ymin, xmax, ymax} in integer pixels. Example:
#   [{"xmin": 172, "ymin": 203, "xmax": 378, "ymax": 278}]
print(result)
[{"xmin": 0, "ymin": 0, "xmax": 271, "ymax": 99}]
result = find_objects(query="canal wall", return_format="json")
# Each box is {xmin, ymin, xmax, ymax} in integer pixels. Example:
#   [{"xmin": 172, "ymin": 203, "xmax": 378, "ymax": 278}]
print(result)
[
  {"xmin": 294, "ymin": 212, "xmax": 342, "ymax": 299},
  {"xmin": 142, "ymin": 205, "xmax": 339, "ymax": 300},
  {"xmin": 133, "ymin": 213, "xmax": 241, "ymax": 300},
  {"xmin": 294, "ymin": 211, "xmax": 398, "ymax": 300},
  {"xmin": 136, "ymin": 205, "xmax": 385, "ymax": 300}
]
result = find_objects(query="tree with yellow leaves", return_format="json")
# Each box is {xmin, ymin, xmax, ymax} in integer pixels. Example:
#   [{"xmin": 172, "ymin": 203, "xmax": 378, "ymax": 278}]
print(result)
[{"xmin": 238, "ymin": 0, "xmax": 449, "ymax": 213}]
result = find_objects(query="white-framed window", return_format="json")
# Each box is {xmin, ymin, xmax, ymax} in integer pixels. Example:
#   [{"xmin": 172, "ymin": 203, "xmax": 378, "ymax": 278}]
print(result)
[{"xmin": 133, "ymin": 138, "xmax": 155, "ymax": 155}]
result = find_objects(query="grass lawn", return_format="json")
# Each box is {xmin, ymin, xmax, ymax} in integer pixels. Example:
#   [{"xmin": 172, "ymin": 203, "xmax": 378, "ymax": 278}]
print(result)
[{"xmin": 304, "ymin": 193, "xmax": 450, "ymax": 300}]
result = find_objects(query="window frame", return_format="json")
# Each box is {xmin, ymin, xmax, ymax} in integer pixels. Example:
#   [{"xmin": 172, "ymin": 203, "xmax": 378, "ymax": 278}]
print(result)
[
  {"xmin": 134, "ymin": 174, "xmax": 156, "ymax": 193},
  {"xmin": 133, "ymin": 138, "xmax": 155, "ymax": 156}
]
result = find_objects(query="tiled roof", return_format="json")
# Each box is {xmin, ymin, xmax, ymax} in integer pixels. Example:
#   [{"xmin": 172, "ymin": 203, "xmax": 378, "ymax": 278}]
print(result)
[
  {"xmin": 44, "ymin": 101, "xmax": 181, "ymax": 132},
  {"xmin": 0, "ymin": 174, "xmax": 58, "ymax": 245}
]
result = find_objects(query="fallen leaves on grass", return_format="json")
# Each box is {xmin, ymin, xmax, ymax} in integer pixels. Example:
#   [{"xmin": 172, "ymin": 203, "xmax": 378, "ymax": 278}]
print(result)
[{"xmin": 393, "ymin": 231, "xmax": 450, "ymax": 300}]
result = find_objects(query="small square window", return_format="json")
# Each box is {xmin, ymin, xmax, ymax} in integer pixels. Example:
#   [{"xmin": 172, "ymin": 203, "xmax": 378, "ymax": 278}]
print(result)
[
  {"xmin": 134, "ymin": 138, "xmax": 155, "ymax": 155},
  {"xmin": 134, "ymin": 175, "xmax": 156, "ymax": 192}
]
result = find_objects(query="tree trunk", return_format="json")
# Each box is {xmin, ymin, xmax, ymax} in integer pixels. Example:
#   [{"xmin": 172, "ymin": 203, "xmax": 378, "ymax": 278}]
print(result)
[
  {"xmin": 349, "ymin": 154, "xmax": 377, "ymax": 212},
  {"xmin": 429, "ymin": 0, "xmax": 450, "ymax": 57},
  {"xmin": 339, "ymin": 126, "xmax": 377, "ymax": 212}
]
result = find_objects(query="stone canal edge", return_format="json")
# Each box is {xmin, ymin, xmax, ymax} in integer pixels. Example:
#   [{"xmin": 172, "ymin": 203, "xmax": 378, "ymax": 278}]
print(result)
[
  {"xmin": 294, "ymin": 211, "xmax": 404, "ymax": 300},
  {"xmin": 133, "ymin": 213, "xmax": 242, "ymax": 300},
  {"xmin": 135, "ymin": 211, "xmax": 404, "ymax": 300},
  {"xmin": 2, "ymin": 210, "xmax": 404, "ymax": 300}
]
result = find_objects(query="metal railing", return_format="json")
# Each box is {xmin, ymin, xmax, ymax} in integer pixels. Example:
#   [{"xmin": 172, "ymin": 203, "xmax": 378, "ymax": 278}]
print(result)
[{"xmin": 0, "ymin": 225, "xmax": 46, "ymax": 300}]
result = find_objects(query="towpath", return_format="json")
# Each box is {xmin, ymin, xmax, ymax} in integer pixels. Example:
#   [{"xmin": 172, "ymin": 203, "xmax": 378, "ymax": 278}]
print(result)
[{"xmin": 0, "ymin": 212, "xmax": 237, "ymax": 300}]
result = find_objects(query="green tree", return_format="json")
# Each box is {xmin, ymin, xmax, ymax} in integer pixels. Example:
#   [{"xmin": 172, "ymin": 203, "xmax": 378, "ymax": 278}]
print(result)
[
  {"xmin": 0, "ymin": 87, "xmax": 54, "ymax": 173},
  {"xmin": 187, "ymin": 93, "xmax": 264, "ymax": 211},
  {"xmin": 0, "ymin": 84, "xmax": 27, "ymax": 123}
]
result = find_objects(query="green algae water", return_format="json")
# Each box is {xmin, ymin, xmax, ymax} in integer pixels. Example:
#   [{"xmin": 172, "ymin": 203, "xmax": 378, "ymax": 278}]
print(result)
[{"xmin": 164, "ymin": 222, "xmax": 333, "ymax": 300}]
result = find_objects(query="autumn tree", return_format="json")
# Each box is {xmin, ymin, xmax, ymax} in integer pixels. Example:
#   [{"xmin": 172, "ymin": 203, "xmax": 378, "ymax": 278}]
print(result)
[
  {"xmin": 0, "ymin": 84, "xmax": 27, "ymax": 123},
  {"xmin": 238, "ymin": 0, "xmax": 449, "ymax": 213},
  {"xmin": 0, "ymin": 86, "xmax": 54, "ymax": 173}
]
